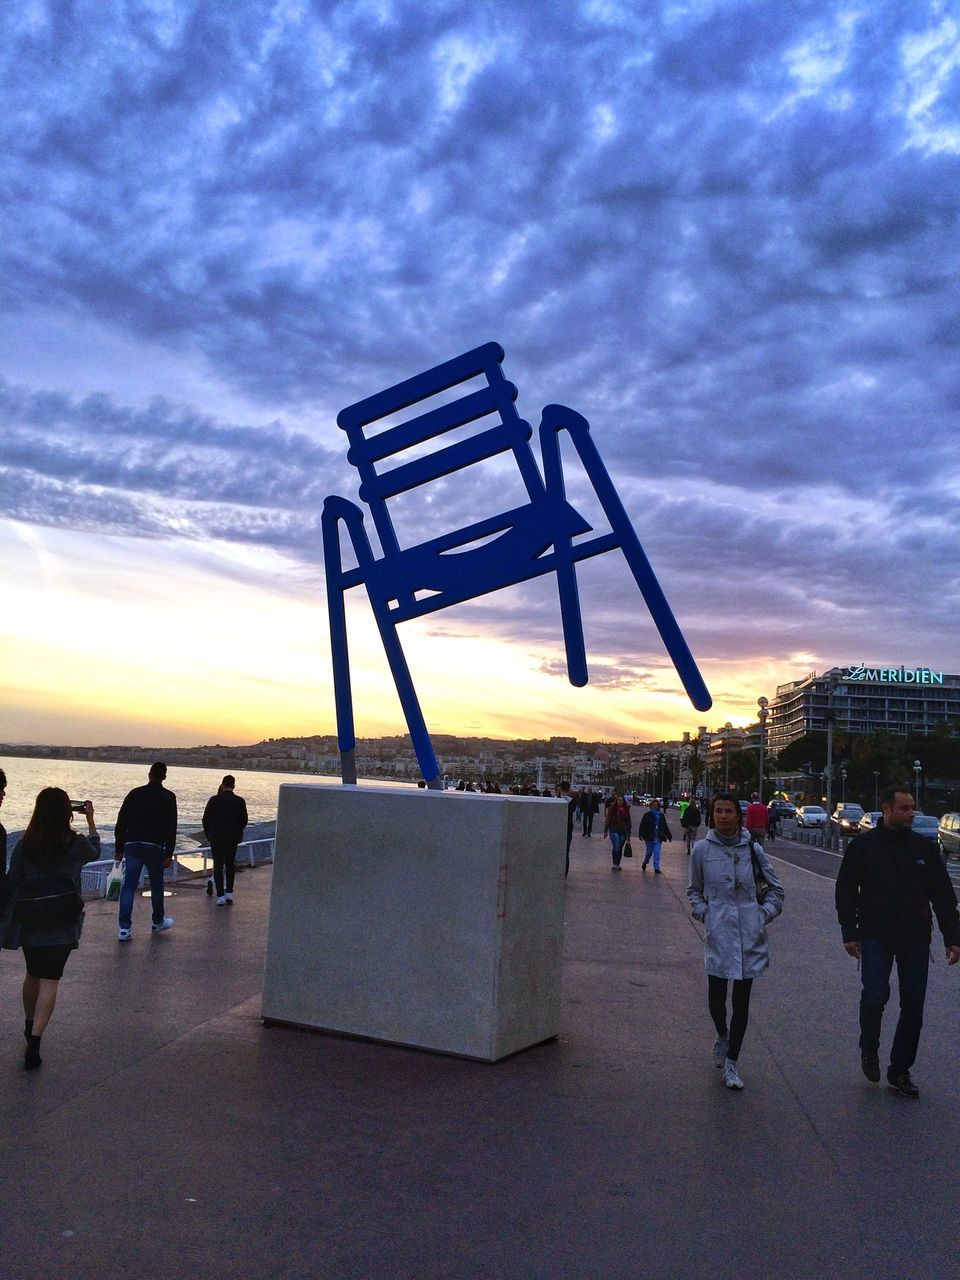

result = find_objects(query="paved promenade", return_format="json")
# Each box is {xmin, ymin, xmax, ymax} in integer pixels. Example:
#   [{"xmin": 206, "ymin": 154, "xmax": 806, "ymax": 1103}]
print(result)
[{"xmin": 1, "ymin": 827, "xmax": 957, "ymax": 1280}]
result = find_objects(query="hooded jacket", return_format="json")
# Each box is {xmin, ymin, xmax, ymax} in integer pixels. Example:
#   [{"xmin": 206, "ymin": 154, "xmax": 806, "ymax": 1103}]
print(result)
[{"xmin": 687, "ymin": 829, "xmax": 784, "ymax": 980}]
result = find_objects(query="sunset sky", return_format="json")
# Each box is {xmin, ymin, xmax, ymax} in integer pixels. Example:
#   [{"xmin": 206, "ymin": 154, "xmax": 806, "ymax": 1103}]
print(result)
[{"xmin": 2, "ymin": 1, "xmax": 959, "ymax": 749}]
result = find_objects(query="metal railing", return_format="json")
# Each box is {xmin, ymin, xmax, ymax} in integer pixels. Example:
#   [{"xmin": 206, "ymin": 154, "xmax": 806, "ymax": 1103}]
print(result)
[{"xmin": 80, "ymin": 837, "xmax": 276, "ymax": 898}]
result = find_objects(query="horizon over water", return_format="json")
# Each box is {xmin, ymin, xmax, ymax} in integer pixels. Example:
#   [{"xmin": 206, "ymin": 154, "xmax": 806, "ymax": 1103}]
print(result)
[{"xmin": 0, "ymin": 756, "xmax": 407, "ymax": 848}]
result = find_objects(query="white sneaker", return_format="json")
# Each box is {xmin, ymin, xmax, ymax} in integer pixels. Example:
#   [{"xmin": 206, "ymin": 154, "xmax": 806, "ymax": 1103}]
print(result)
[
  {"xmin": 151, "ymin": 917, "xmax": 174, "ymax": 933},
  {"xmin": 118, "ymin": 927, "xmax": 132, "ymax": 942},
  {"xmin": 712, "ymin": 1036, "xmax": 729, "ymax": 1069},
  {"xmin": 224, "ymin": 892, "xmax": 234, "ymax": 903},
  {"xmin": 723, "ymin": 1060, "xmax": 744, "ymax": 1090},
  {"xmin": 216, "ymin": 896, "xmax": 227, "ymax": 905}
]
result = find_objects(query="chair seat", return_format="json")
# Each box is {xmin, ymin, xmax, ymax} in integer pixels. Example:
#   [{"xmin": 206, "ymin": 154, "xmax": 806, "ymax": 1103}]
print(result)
[{"xmin": 374, "ymin": 497, "xmax": 592, "ymax": 611}]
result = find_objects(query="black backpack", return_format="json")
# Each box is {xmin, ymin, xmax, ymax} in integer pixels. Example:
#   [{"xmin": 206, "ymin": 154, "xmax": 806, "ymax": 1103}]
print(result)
[{"xmin": 14, "ymin": 868, "xmax": 84, "ymax": 929}]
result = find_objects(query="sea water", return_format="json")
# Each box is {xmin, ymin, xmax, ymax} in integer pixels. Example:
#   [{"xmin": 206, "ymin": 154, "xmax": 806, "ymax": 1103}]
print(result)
[{"xmin": 0, "ymin": 755, "xmax": 406, "ymax": 849}]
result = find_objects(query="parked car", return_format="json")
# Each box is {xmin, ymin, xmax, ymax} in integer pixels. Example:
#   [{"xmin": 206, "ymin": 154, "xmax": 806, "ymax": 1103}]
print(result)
[
  {"xmin": 911, "ymin": 814, "xmax": 939, "ymax": 844},
  {"xmin": 797, "ymin": 805, "xmax": 827, "ymax": 828},
  {"xmin": 831, "ymin": 804, "xmax": 865, "ymax": 835},
  {"xmin": 858, "ymin": 811, "xmax": 883, "ymax": 831},
  {"xmin": 769, "ymin": 800, "xmax": 796, "ymax": 820},
  {"xmin": 938, "ymin": 812, "xmax": 960, "ymax": 859}
]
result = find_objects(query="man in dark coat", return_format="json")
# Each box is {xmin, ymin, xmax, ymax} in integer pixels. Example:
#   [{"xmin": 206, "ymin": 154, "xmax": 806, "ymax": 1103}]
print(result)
[
  {"xmin": 202, "ymin": 775, "xmax": 249, "ymax": 905},
  {"xmin": 558, "ymin": 780, "xmax": 575, "ymax": 878},
  {"xmin": 114, "ymin": 761, "xmax": 177, "ymax": 940},
  {"xmin": 580, "ymin": 787, "xmax": 600, "ymax": 837},
  {"xmin": 836, "ymin": 785, "xmax": 960, "ymax": 1097},
  {"xmin": 638, "ymin": 799, "xmax": 672, "ymax": 873}
]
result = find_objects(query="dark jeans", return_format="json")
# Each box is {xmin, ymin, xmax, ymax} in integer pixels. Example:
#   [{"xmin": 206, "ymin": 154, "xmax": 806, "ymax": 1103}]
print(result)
[
  {"xmin": 609, "ymin": 830, "xmax": 624, "ymax": 865},
  {"xmin": 859, "ymin": 939, "xmax": 930, "ymax": 1075},
  {"xmin": 582, "ymin": 812, "xmax": 594, "ymax": 836},
  {"xmin": 118, "ymin": 841, "xmax": 166, "ymax": 929},
  {"xmin": 211, "ymin": 839, "xmax": 239, "ymax": 896}
]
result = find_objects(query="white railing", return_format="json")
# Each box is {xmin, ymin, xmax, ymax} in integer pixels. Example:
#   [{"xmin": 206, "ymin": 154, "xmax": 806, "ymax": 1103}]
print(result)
[{"xmin": 80, "ymin": 837, "xmax": 276, "ymax": 898}]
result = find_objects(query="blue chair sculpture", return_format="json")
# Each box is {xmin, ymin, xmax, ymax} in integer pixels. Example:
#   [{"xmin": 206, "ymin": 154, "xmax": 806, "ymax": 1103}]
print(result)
[{"xmin": 322, "ymin": 342, "xmax": 712, "ymax": 787}]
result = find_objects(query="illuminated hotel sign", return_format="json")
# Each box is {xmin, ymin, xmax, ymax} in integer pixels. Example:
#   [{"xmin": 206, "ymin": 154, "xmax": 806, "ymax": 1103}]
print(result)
[{"xmin": 844, "ymin": 664, "xmax": 944, "ymax": 685}]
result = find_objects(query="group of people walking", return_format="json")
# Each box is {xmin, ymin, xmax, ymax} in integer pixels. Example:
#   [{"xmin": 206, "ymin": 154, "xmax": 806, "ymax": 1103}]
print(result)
[
  {"xmin": 0, "ymin": 764, "xmax": 248, "ymax": 1071},
  {"xmin": 4, "ymin": 763, "xmax": 958, "ymax": 1098},
  {"xmin": 561, "ymin": 779, "xmax": 959, "ymax": 1097}
]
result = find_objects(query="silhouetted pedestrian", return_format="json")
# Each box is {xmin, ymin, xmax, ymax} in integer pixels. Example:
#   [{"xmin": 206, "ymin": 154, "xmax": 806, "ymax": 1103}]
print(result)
[
  {"xmin": 114, "ymin": 762, "xmax": 177, "ymax": 941},
  {"xmin": 202, "ymin": 775, "xmax": 249, "ymax": 906},
  {"xmin": 3, "ymin": 789, "xmax": 101, "ymax": 1070}
]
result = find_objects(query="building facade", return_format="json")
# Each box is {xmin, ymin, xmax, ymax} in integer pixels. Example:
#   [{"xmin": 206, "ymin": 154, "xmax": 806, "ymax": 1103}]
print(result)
[{"xmin": 768, "ymin": 665, "xmax": 960, "ymax": 754}]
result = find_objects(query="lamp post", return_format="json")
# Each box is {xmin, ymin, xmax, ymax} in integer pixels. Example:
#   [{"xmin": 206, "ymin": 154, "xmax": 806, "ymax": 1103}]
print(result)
[
  {"xmin": 824, "ymin": 671, "xmax": 838, "ymax": 818},
  {"xmin": 841, "ymin": 768, "xmax": 847, "ymax": 804},
  {"xmin": 873, "ymin": 770, "xmax": 879, "ymax": 811},
  {"xmin": 913, "ymin": 759, "xmax": 921, "ymax": 808},
  {"xmin": 757, "ymin": 697, "xmax": 769, "ymax": 802}
]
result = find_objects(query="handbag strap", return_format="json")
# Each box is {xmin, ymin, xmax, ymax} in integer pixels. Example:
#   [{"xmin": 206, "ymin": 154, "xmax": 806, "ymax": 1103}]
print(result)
[{"xmin": 748, "ymin": 840, "xmax": 766, "ymax": 888}]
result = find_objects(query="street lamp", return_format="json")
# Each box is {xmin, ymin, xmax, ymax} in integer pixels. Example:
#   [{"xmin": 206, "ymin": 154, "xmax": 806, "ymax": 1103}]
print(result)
[
  {"xmin": 757, "ymin": 697, "xmax": 769, "ymax": 802},
  {"xmin": 841, "ymin": 768, "xmax": 847, "ymax": 804},
  {"xmin": 873, "ymin": 771, "xmax": 880, "ymax": 810},
  {"xmin": 824, "ymin": 671, "xmax": 838, "ymax": 817},
  {"xmin": 913, "ymin": 759, "xmax": 921, "ymax": 807}
]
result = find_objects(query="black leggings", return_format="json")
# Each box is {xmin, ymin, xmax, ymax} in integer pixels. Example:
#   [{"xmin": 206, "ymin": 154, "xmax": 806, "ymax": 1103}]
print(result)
[{"xmin": 708, "ymin": 976, "xmax": 753, "ymax": 1062}]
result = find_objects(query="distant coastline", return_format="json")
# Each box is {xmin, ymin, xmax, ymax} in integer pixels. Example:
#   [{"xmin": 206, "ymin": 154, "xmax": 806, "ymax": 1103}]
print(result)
[{"xmin": 0, "ymin": 729, "xmax": 678, "ymax": 791}]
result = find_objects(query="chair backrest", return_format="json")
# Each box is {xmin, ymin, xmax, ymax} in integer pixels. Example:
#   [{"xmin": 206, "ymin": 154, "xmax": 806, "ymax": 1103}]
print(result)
[{"xmin": 336, "ymin": 342, "xmax": 547, "ymax": 560}]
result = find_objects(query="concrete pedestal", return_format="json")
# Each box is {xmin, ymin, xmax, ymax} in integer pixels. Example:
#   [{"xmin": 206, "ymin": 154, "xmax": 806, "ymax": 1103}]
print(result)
[{"xmin": 261, "ymin": 783, "xmax": 567, "ymax": 1061}]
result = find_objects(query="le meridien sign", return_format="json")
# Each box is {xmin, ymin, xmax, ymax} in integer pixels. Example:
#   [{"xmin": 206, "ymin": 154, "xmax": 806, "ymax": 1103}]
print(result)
[{"xmin": 844, "ymin": 664, "xmax": 944, "ymax": 685}]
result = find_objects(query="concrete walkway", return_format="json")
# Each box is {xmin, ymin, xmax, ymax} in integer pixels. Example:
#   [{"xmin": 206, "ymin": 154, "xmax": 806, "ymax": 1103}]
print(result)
[{"xmin": 1, "ymin": 829, "xmax": 957, "ymax": 1280}]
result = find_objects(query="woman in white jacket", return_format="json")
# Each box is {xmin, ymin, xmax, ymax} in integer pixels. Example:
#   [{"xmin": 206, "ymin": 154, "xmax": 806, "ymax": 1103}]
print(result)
[{"xmin": 687, "ymin": 794, "xmax": 784, "ymax": 1090}]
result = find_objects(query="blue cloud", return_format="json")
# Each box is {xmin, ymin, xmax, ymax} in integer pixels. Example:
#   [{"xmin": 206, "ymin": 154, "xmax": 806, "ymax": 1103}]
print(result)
[{"xmin": 1, "ymin": 0, "xmax": 959, "ymax": 683}]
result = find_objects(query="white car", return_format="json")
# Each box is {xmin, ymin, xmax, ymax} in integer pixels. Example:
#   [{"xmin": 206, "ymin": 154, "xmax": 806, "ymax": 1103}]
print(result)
[
  {"xmin": 912, "ymin": 814, "xmax": 940, "ymax": 844},
  {"xmin": 797, "ymin": 805, "xmax": 828, "ymax": 828}
]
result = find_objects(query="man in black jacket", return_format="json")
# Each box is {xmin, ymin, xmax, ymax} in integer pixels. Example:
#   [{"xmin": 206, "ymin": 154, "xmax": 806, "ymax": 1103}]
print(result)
[
  {"xmin": 202, "ymin": 775, "xmax": 248, "ymax": 905},
  {"xmin": 836, "ymin": 785, "xmax": 960, "ymax": 1097},
  {"xmin": 580, "ymin": 787, "xmax": 599, "ymax": 837},
  {"xmin": 114, "ymin": 761, "xmax": 178, "ymax": 941}
]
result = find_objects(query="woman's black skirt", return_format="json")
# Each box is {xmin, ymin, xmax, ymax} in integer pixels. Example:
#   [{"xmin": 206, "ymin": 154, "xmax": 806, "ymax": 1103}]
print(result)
[{"xmin": 22, "ymin": 943, "xmax": 74, "ymax": 980}]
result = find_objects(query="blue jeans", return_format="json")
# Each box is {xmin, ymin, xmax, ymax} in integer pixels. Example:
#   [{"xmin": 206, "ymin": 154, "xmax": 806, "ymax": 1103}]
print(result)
[
  {"xmin": 642, "ymin": 839, "xmax": 661, "ymax": 870},
  {"xmin": 118, "ymin": 841, "xmax": 167, "ymax": 929},
  {"xmin": 609, "ymin": 831, "xmax": 624, "ymax": 865},
  {"xmin": 859, "ymin": 939, "xmax": 930, "ymax": 1075}
]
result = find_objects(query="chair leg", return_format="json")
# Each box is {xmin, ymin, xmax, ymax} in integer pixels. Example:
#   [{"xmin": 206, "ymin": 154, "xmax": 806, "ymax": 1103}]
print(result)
[
  {"xmin": 539, "ymin": 405, "xmax": 712, "ymax": 713},
  {"xmin": 322, "ymin": 501, "xmax": 363, "ymax": 779},
  {"xmin": 539, "ymin": 417, "xmax": 588, "ymax": 686},
  {"xmin": 323, "ymin": 497, "xmax": 443, "ymax": 788},
  {"xmin": 371, "ymin": 608, "xmax": 442, "ymax": 788}
]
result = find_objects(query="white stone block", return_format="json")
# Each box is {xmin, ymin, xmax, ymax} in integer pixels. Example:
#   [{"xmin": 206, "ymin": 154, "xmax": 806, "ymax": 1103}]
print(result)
[{"xmin": 261, "ymin": 783, "xmax": 567, "ymax": 1061}]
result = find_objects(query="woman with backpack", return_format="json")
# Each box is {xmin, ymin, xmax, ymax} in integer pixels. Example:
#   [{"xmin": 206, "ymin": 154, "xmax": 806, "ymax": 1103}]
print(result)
[{"xmin": 3, "ymin": 788, "xmax": 100, "ymax": 1070}]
